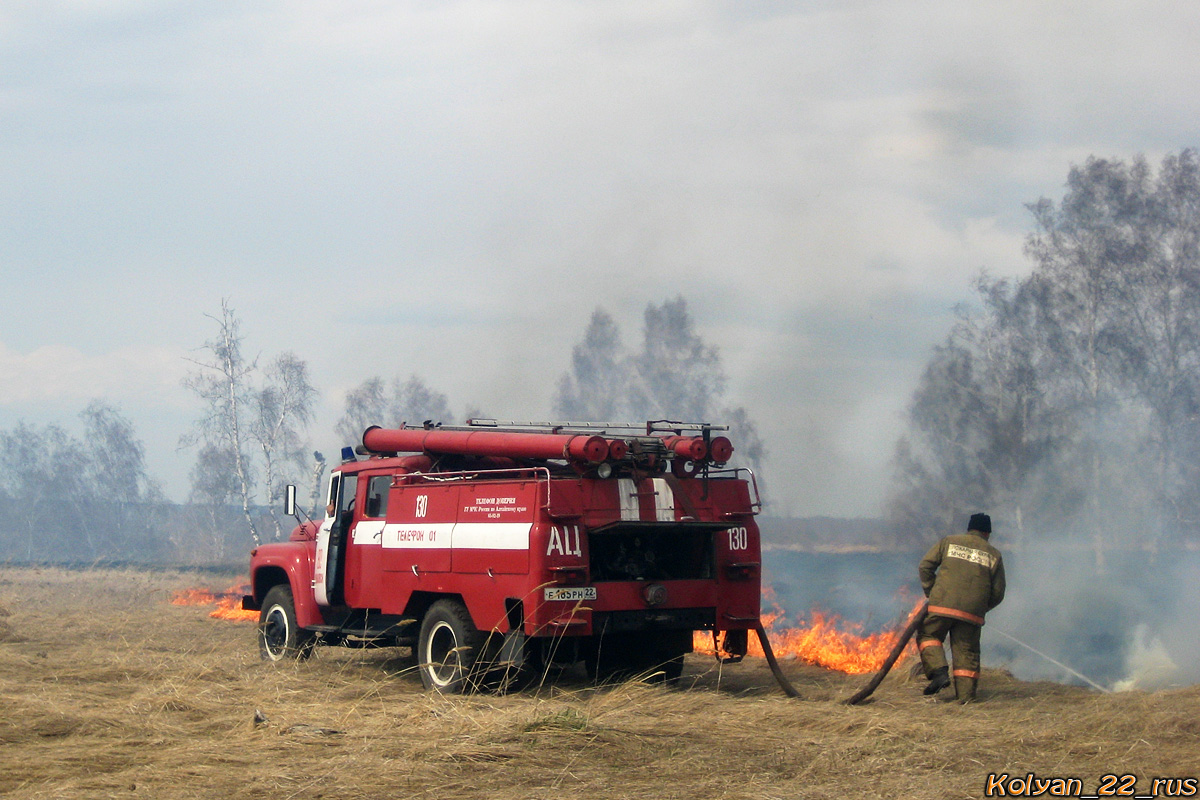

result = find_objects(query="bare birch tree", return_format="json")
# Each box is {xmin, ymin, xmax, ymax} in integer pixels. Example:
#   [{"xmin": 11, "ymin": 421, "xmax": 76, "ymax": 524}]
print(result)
[
  {"xmin": 183, "ymin": 303, "xmax": 321, "ymax": 547},
  {"xmin": 392, "ymin": 375, "xmax": 454, "ymax": 427},
  {"xmin": 890, "ymin": 276, "xmax": 1053, "ymax": 546},
  {"xmin": 1110, "ymin": 151, "xmax": 1200, "ymax": 550},
  {"xmin": 251, "ymin": 352, "xmax": 317, "ymax": 540},
  {"xmin": 632, "ymin": 296, "xmax": 725, "ymax": 422},
  {"xmin": 334, "ymin": 377, "xmax": 389, "ymax": 445},
  {"xmin": 894, "ymin": 150, "xmax": 1200, "ymax": 557},
  {"xmin": 335, "ymin": 375, "xmax": 454, "ymax": 445},
  {"xmin": 552, "ymin": 297, "xmax": 766, "ymax": 474},
  {"xmin": 79, "ymin": 401, "xmax": 164, "ymax": 557},
  {"xmin": 0, "ymin": 423, "xmax": 79, "ymax": 560},
  {"xmin": 183, "ymin": 443, "xmax": 241, "ymax": 562},
  {"xmin": 554, "ymin": 309, "xmax": 628, "ymax": 421},
  {"xmin": 1025, "ymin": 156, "xmax": 1150, "ymax": 566},
  {"xmin": 181, "ymin": 299, "xmax": 261, "ymax": 546},
  {"xmin": 0, "ymin": 407, "xmax": 161, "ymax": 562}
]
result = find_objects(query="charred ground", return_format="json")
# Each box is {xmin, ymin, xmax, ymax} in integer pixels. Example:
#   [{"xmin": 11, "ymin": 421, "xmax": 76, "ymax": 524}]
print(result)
[{"xmin": 0, "ymin": 567, "xmax": 1196, "ymax": 800}]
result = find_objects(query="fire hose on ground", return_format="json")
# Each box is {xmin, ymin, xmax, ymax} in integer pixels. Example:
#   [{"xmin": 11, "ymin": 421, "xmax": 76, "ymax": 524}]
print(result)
[
  {"xmin": 756, "ymin": 623, "xmax": 802, "ymax": 698},
  {"xmin": 844, "ymin": 600, "xmax": 929, "ymax": 705},
  {"xmin": 748, "ymin": 605, "xmax": 929, "ymax": 702},
  {"xmin": 837, "ymin": 601, "xmax": 1111, "ymax": 703},
  {"xmin": 752, "ymin": 597, "xmax": 1113, "ymax": 702}
]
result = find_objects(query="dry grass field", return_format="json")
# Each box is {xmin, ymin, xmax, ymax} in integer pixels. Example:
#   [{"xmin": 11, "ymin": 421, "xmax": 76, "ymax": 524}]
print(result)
[{"xmin": 1, "ymin": 567, "xmax": 1197, "ymax": 800}]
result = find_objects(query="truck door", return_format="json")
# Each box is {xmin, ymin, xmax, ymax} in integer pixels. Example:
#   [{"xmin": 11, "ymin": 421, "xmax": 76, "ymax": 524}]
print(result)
[
  {"xmin": 313, "ymin": 473, "xmax": 356, "ymax": 607},
  {"xmin": 343, "ymin": 473, "xmax": 391, "ymax": 607}
]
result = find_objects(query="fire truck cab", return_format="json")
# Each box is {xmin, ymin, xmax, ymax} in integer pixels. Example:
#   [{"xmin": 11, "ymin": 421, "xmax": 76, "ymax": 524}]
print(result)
[{"xmin": 243, "ymin": 420, "xmax": 761, "ymax": 692}]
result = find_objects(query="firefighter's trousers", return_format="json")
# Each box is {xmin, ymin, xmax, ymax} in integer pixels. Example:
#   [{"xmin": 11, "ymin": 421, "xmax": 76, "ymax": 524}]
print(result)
[{"xmin": 918, "ymin": 614, "xmax": 981, "ymax": 701}]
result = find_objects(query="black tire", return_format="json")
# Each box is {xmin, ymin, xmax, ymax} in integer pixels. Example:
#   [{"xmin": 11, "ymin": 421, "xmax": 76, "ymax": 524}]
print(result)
[
  {"xmin": 417, "ymin": 599, "xmax": 485, "ymax": 693},
  {"xmin": 258, "ymin": 584, "xmax": 316, "ymax": 662}
]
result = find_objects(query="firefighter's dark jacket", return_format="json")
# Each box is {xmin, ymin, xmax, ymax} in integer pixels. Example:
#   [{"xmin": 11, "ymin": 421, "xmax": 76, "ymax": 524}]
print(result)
[{"xmin": 918, "ymin": 532, "xmax": 1006, "ymax": 625}]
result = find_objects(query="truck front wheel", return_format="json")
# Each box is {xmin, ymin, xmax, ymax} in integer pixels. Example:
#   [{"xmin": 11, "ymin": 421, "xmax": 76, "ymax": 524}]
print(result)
[
  {"xmin": 258, "ymin": 584, "xmax": 315, "ymax": 662},
  {"xmin": 418, "ymin": 599, "xmax": 485, "ymax": 693}
]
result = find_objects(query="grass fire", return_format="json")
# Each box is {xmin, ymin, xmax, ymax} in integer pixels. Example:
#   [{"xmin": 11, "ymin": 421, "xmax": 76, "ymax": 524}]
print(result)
[
  {"xmin": 170, "ymin": 580, "xmax": 257, "ymax": 622},
  {"xmin": 2, "ymin": 566, "xmax": 1197, "ymax": 800},
  {"xmin": 692, "ymin": 590, "xmax": 922, "ymax": 675},
  {"xmin": 182, "ymin": 575, "xmax": 920, "ymax": 677}
]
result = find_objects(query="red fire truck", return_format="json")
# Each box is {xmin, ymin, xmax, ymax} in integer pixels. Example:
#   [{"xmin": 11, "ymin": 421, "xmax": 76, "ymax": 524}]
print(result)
[{"xmin": 243, "ymin": 420, "xmax": 762, "ymax": 692}]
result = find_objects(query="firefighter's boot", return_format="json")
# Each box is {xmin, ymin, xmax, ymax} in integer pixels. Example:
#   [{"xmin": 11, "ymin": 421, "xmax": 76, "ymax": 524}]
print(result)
[
  {"xmin": 923, "ymin": 666, "xmax": 950, "ymax": 695},
  {"xmin": 955, "ymin": 675, "xmax": 977, "ymax": 703}
]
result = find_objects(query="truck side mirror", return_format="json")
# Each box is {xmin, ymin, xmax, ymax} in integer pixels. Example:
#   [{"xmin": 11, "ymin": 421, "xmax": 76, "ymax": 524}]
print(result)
[{"xmin": 285, "ymin": 484, "xmax": 297, "ymax": 517}]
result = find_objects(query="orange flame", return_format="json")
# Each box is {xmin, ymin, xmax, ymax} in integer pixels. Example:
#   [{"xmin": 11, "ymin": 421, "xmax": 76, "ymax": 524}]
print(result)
[
  {"xmin": 695, "ymin": 587, "xmax": 922, "ymax": 674},
  {"xmin": 175, "ymin": 577, "xmax": 924, "ymax": 672},
  {"xmin": 170, "ymin": 580, "xmax": 258, "ymax": 622}
]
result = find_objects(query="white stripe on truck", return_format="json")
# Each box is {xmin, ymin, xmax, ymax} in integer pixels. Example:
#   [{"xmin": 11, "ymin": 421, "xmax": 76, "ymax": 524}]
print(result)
[
  {"xmin": 651, "ymin": 477, "xmax": 675, "ymax": 522},
  {"xmin": 379, "ymin": 521, "xmax": 531, "ymax": 550}
]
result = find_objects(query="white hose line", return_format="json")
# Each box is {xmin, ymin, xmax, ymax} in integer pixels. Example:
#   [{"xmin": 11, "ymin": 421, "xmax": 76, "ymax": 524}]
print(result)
[{"xmin": 992, "ymin": 628, "xmax": 1111, "ymax": 693}]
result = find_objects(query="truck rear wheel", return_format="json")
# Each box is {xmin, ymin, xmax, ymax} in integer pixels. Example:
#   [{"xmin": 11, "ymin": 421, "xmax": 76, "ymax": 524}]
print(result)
[
  {"xmin": 258, "ymin": 585, "xmax": 315, "ymax": 662},
  {"xmin": 418, "ymin": 599, "xmax": 485, "ymax": 693}
]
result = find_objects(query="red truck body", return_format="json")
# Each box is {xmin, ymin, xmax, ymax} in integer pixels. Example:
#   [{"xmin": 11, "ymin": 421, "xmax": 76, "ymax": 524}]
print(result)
[{"xmin": 245, "ymin": 421, "xmax": 761, "ymax": 692}]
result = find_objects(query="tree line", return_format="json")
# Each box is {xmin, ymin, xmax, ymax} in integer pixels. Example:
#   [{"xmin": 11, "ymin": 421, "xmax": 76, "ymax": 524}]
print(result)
[
  {"xmin": 0, "ymin": 297, "xmax": 762, "ymax": 564},
  {"xmin": 891, "ymin": 150, "xmax": 1200, "ymax": 560},
  {"xmin": 10, "ymin": 151, "xmax": 1192, "ymax": 564}
]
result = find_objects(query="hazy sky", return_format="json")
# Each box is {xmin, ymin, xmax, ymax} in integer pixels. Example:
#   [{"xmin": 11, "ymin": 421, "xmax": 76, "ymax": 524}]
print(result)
[{"xmin": 3, "ymin": 1, "xmax": 1199, "ymax": 516}]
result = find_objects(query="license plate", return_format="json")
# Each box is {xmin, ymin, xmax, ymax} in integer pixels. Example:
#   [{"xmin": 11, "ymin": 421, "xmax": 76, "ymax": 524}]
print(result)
[{"xmin": 544, "ymin": 587, "xmax": 597, "ymax": 602}]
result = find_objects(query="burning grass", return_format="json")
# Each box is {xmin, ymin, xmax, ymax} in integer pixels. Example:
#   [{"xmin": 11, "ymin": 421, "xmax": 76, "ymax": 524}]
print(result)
[
  {"xmin": 1, "ymin": 566, "xmax": 1198, "ymax": 800},
  {"xmin": 693, "ymin": 588, "xmax": 925, "ymax": 674},
  {"xmin": 171, "ymin": 575, "xmax": 919, "ymax": 676},
  {"xmin": 170, "ymin": 580, "xmax": 257, "ymax": 621}
]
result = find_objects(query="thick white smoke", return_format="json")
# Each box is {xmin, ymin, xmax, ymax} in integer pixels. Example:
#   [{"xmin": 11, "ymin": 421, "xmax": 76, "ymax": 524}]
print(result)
[{"xmin": 983, "ymin": 545, "xmax": 1200, "ymax": 691}]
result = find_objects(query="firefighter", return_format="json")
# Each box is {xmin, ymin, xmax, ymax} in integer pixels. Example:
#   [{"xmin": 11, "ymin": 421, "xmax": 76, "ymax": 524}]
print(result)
[{"xmin": 917, "ymin": 512, "xmax": 1006, "ymax": 703}]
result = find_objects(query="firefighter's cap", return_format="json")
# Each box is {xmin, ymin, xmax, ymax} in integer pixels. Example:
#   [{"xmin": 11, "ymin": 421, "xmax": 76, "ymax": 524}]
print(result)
[{"xmin": 968, "ymin": 513, "xmax": 991, "ymax": 534}]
